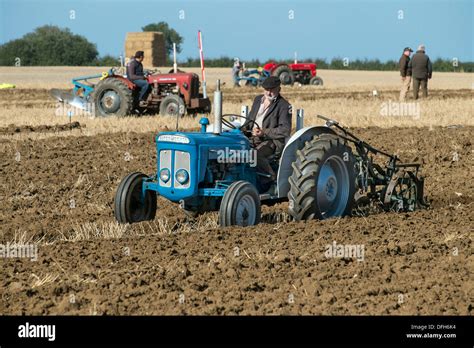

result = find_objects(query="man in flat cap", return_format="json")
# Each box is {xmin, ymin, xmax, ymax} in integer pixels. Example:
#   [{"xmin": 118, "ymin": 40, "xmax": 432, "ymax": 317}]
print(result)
[
  {"xmin": 399, "ymin": 47, "xmax": 413, "ymax": 101},
  {"xmin": 242, "ymin": 76, "xmax": 292, "ymax": 192},
  {"xmin": 409, "ymin": 44, "xmax": 433, "ymax": 99}
]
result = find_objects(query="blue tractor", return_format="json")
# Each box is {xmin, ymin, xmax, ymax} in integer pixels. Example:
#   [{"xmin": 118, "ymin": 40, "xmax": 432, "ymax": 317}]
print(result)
[
  {"xmin": 114, "ymin": 80, "xmax": 427, "ymax": 226},
  {"xmin": 236, "ymin": 68, "xmax": 271, "ymax": 87}
]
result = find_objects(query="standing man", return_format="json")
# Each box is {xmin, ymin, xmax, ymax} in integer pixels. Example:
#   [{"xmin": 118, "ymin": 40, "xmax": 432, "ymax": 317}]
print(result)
[
  {"xmin": 409, "ymin": 44, "xmax": 433, "ymax": 99},
  {"xmin": 232, "ymin": 58, "xmax": 243, "ymax": 87},
  {"xmin": 242, "ymin": 76, "xmax": 292, "ymax": 192},
  {"xmin": 399, "ymin": 47, "xmax": 413, "ymax": 101},
  {"xmin": 127, "ymin": 51, "xmax": 150, "ymax": 105}
]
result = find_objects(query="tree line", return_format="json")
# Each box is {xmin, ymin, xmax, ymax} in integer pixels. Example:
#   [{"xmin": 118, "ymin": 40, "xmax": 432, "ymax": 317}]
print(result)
[
  {"xmin": 0, "ymin": 25, "xmax": 471, "ymax": 72},
  {"xmin": 181, "ymin": 57, "xmax": 473, "ymax": 73}
]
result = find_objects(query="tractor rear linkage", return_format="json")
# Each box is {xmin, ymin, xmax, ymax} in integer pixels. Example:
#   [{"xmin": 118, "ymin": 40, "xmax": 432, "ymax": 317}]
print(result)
[{"xmin": 317, "ymin": 115, "xmax": 429, "ymax": 216}]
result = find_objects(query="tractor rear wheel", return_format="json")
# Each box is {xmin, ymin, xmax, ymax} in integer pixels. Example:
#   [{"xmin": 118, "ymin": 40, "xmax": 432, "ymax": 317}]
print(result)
[
  {"xmin": 219, "ymin": 181, "xmax": 261, "ymax": 227},
  {"xmin": 272, "ymin": 65, "xmax": 295, "ymax": 85},
  {"xmin": 309, "ymin": 76, "xmax": 324, "ymax": 86},
  {"xmin": 288, "ymin": 134, "xmax": 356, "ymax": 221},
  {"xmin": 159, "ymin": 95, "xmax": 186, "ymax": 117},
  {"xmin": 114, "ymin": 172, "xmax": 157, "ymax": 223},
  {"xmin": 93, "ymin": 78, "xmax": 134, "ymax": 117}
]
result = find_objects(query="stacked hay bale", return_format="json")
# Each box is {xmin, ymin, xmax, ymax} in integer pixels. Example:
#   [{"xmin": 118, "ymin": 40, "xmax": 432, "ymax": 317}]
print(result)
[{"xmin": 125, "ymin": 32, "xmax": 166, "ymax": 68}]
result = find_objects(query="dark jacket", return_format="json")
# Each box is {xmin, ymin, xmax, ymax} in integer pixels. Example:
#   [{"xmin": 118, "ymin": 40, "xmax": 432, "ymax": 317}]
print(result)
[
  {"xmin": 399, "ymin": 54, "xmax": 412, "ymax": 77},
  {"xmin": 409, "ymin": 51, "xmax": 432, "ymax": 80},
  {"xmin": 127, "ymin": 59, "xmax": 145, "ymax": 81},
  {"xmin": 243, "ymin": 94, "xmax": 292, "ymax": 154}
]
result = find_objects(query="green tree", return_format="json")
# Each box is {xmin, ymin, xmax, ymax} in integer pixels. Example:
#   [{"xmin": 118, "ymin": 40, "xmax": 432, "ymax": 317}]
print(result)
[
  {"xmin": 0, "ymin": 25, "xmax": 98, "ymax": 66},
  {"xmin": 142, "ymin": 22, "xmax": 183, "ymax": 59},
  {"xmin": 92, "ymin": 54, "xmax": 120, "ymax": 66}
]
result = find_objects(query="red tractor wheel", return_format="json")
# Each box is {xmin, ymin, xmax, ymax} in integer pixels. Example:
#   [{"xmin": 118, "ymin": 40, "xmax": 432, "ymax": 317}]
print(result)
[
  {"xmin": 272, "ymin": 65, "xmax": 295, "ymax": 85},
  {"xmin": 92, "ymin": 78, "xmax": 134, "ymax": 117},
  {"xmin": 159, "ymin": 95, "xmax": 186, "ymax": 117},
  {"xmin": 310, "ymin": 76, "xmax": 324, "ymax": 86}
]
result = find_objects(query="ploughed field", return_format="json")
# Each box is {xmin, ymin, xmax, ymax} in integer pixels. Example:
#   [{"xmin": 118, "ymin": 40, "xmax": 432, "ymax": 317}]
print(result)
[
  {"xmin": 0, "ymin": 68, "xmax": 472, "ymax": 314},
  {"xmin": 0, "ymin": 126, "xmax": 472, "ymax": 315}
]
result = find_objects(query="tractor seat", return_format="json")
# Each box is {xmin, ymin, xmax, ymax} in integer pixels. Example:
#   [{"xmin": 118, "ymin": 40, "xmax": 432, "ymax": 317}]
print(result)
[
  {"xmin": 267, "ymin": 152, "xmax": 281, "ymax": 164},
  {"xmin": 268, "ymin": 152, "xmax": 282, "ymax": 172}
]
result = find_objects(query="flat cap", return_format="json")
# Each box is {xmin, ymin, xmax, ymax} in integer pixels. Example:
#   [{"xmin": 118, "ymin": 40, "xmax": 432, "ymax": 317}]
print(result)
[{"xmin": 262, "ymin": 76, "xmax": 281, "ymax": 89}]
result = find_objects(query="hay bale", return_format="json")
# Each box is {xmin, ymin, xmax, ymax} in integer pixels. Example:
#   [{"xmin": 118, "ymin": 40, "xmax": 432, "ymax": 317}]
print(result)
[{"xmin": 125, "ymin": 32, "xmax": 166, "ymax": 68}]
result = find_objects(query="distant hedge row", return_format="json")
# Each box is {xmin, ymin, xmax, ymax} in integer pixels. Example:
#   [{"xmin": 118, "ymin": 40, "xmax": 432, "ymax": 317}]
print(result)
[{"xmin": 180, "ymin": 57, "xmax": 473, "ymax": 73}]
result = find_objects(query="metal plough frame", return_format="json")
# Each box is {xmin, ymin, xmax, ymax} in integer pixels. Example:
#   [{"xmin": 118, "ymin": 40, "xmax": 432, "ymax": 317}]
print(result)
[{"xmin": 317, "ymin": 115, "xmax": 429, "ymax": 214}]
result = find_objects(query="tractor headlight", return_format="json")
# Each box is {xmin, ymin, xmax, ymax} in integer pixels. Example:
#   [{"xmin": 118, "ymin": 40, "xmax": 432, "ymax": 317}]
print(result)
[
  {"xmin": 160, "ymin": 168, "xmax": 171, "ymax": 183},
  {"xmin": 175, "ymin": 169, "xmax": 189, "ymax": 184}
]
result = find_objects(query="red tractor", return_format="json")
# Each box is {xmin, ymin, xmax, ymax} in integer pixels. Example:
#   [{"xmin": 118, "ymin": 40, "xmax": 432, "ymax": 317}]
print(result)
[
  {"xmin": 263, "ymin": 62, "xmax": 323, "ymax": 86},
  {"xmin": 51, "ymin": 68, "xmax": 211, "ymax": 117}
]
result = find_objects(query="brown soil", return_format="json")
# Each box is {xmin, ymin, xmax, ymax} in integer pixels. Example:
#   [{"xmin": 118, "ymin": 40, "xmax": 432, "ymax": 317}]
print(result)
[
  {"xmin": 0, "ymin": 126, "xmax": 472, "ymax": 315},
  {"xmin": 0, "ymin": 121, "xmax": 82, "ymax": 134}
]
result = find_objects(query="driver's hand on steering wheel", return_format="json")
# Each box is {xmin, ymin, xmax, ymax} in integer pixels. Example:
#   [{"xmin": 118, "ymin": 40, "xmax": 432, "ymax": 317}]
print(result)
[{"xmin": 252, "ymin": 128, "xmax": 264, "ymax": 137}]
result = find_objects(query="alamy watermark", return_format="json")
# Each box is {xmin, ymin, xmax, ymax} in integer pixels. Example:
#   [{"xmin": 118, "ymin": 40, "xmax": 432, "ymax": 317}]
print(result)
[
  {"xmin": 55, "ymin": 102, "xmax": 95, "ymax": 118},
  {"xmin": 18, "ymin": 322, "xmax": 55, "ymax": 341},
  {"xmin": 0, "ymin": 243, "xmax": 38, "ymax": 261},
  {"xmin": 217, "ymin": 147, "xmax": 257, "ymax": 167},
  {"xmin": 380, "ymin": 100, "xmax": 420, "ymax": 119},
  {"xmin": 325, "ymin": 241, "xmax": 365, "ymax": 262}
]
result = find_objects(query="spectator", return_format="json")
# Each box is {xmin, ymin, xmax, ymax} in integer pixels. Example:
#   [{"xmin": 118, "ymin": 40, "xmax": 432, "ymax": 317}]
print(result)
[
  {"xmin": 409, "ymin": 44, "xmax": 433, "ymax": 99},
  {"xmin": 399, "ymin": 47, "xmax": 413, "ymax": 101}
]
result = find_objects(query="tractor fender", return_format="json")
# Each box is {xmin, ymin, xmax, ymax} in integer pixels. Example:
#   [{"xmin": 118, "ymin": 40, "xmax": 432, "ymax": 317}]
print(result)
[
  {"xmin": 263, "ymin": 62, "xmax": 290, "ymax": 74},
  {"xmin": 105, "ymin": 76, "xmax": 136, "ymax": 90},
  {"xmin": 276, "ymin": 126, "xmax": 337, "ymax": 198},
  {"xmin": 263, "ymin": 62, "xmax": 278, "ymax": 73}
]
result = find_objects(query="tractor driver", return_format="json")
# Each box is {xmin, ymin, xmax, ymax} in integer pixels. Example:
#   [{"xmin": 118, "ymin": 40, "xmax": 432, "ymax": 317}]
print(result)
[
  {"xmin": 243, "ymin": 76, "xmax": 292, "ymax": 192},
  {"xmin": 127, "ymin": 51, "xmax": 150, "ymax": 105}
]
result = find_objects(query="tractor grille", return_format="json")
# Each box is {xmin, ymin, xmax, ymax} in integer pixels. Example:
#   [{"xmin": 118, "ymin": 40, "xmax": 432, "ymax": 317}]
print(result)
[
  {"xmin": 159, "ymin": 149, "xmax": 190, "ymax": 189},
  {"xmin": 159, "ymin": 150, "xmax": 172, "ymax": 188},
  {"xmin": 190, "ymin": 74, "xmax": 200, "ymax": 98},
  {"xmin": 174, "ymin": 151, "xmax": 191, "ymax": 189}
]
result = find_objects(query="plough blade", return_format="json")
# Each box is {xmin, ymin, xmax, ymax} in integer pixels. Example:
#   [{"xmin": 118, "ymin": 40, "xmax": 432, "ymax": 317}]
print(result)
[{"xmin": 50, "ymin": 89, "xmax": 88, "ymax": 111}]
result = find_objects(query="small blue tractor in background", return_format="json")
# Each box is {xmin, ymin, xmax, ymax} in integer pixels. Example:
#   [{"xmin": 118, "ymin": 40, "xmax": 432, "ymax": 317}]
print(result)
[
  {"xmin": 114, "ymin": 80, "xmax": 427, "ymax": 226},
  {"xmin": 236, "ymin": 67, "xmax": 270, "ymax": 87}
]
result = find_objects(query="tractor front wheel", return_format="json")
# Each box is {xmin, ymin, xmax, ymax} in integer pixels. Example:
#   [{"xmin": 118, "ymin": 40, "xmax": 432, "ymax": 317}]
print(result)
[
  {"xmin": 219, "ymin": 181, "xmax": 261, "ymax": 227},
  {"xmin": 159, "ymin": 95, "xmax": 186, "ymax": 117},
  {"xmin": 309, "ymin": 76, "xmax": 324, "ymax": 86},
  {"xmin": 114, "ymin": 172, "xmax": 157, "ymax": 224},
  {"xmin": 288, "ymin": 134, "xmax": 355, "ymax": 221}
]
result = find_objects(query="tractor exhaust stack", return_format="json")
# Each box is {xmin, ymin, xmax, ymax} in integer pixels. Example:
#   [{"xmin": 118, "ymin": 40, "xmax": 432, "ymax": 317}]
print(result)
[
  {"xmin": 296, "ymin": 109, "xmax": 304, "ymax": 130},
  {"xmin": 213, "ymin": 80, "xmax": 222, "ymax": 134},
  {"xmin": 173, "ymin": 43, "xmax": 177, "ymax": 73}
]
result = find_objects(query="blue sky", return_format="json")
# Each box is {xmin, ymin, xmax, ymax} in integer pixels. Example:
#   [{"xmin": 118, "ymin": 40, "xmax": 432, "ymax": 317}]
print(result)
[{"xmin": 0, "ymin": 0, "xmax": 472, "ymax": 62}]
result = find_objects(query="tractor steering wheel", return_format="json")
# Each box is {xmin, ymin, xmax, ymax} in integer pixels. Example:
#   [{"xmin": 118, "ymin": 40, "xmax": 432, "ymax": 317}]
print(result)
[
  {"xmin": 144, "ymin": 69, "xmax": 159, "ymax": 77},
  {"xmin": 221, "ymin": 114, "xmax": 261, "ymax": 134}
]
